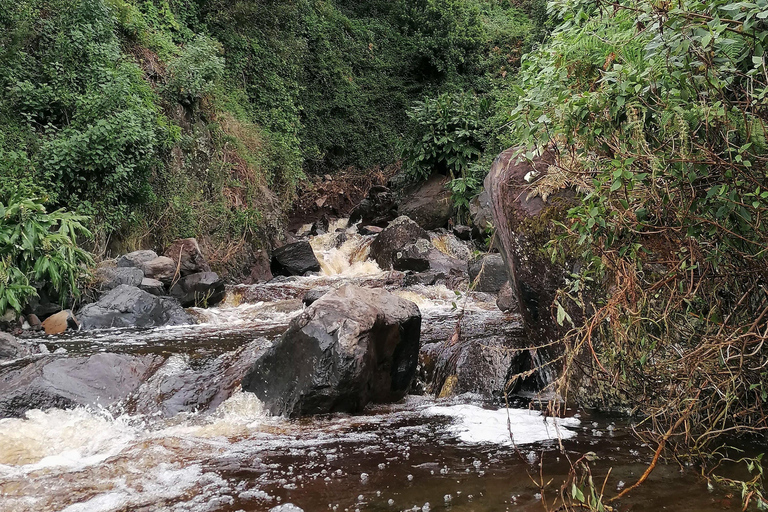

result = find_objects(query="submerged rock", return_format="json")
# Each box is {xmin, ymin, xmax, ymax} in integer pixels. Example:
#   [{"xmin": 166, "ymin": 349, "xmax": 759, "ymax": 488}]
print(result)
[
  {"xmin": 78, "ymin": 284, "xmax": 194, "ymax": 330},
  {"xmin": 271, "ymin": 241, "xmax": 321, "ymax": 276},
  {"xmin": 169, "ymin": 272, "xmax": 225, "ymax": 307},
  {"xmin": 398, "ymin": 174, "xmax": 453, "ymax": 230},
  {"xmin": 242, "ymin": 284, "xmax": 421, "ymax": 417},
  {"xmin": 0, "ymin": 353, "xmax": 162, "ymax": 418},
  {"xmin": 163, "ymin": 238, "xmax": 211, "ymax": 276}
]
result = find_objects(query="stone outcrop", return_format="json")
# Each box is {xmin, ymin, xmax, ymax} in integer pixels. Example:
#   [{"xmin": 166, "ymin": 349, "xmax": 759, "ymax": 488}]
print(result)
[
  {"xmin": 242, "ymin": 285, "xmax": 421, "ymax": 417},
  {"xmin": 271, "ymin": 241, "xmax": 321, "ymax": 276},
  {"xmin": 398, "ymin": 174, "xmax": 453, "ymax": 230},
  {"xmin": 485, "ymin": 147, "xmax": 581, "ymax": 347},
  {"xmin": 78, "ymin": 285, "xmax": 194, "ymax": 330},
  {"xmin": 163, "ymin": 238, "xmax": 211, "ymax": 277}
]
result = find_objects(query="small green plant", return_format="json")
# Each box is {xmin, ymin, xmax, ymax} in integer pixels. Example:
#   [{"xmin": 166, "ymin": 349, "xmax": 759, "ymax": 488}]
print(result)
[
  {"xmin": 0, "ymin": 195, "xmax": 93, "ymax": 313},
  {"xmin": 166, "ymin": 35, "xmax": 224, "ymax": 106}
]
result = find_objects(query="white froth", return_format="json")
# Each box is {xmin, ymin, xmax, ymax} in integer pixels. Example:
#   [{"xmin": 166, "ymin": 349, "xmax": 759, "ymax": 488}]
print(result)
[{"xmin": 424, "ymin": 404, "xmax": 580, "ymax": 445}]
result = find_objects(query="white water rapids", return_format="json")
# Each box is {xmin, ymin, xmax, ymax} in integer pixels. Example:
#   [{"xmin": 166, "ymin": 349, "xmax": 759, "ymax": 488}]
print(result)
[{"xmin": 0, "ymin": 222, "xmax": 584, "ymax": 512}]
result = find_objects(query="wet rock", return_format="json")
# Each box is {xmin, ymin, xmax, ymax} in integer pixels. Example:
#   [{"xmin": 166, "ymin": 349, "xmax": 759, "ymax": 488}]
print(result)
[
  {"xmin": 496, "ymin": 281, "xmax": 518, "ymax": 313},
  {"xmin": 358, "ymin": 225, "xmax": 383, "ymax": 236},
  {"xmin": 404, "ymin": 271, "xmax": 447, "ymax": 287},
  {"xmin": 27, "ymin": 314, "xmax": 42, "ymax": 331},
  {"xmin": 142, "ymin": 256, "xmax": 177, "ymax": 284},
  {"xmin": 0, "ymin": 353, "xmax": 162, "ymax": 418},
  {"xmin": 486, "ymin": 147, "xmax": 581, "ymax": 348},
  {"xmin": 302, "ymin": 288, "xmax": 330, "ymax": 307},
  {"xmin": 369, "ymin": 216, "xmax": 430, "ymax": 270},
  {"xmin": 469, "ymin": 187, "xmax": 494, "ymax": 234},
  {"xmin": 468, "ymin": 254, "xmax": 508, "ymax": 293},
  {"xmin": 117, "ymin": 250, "xmax": 158, "ymax": 269},
  {"xmin": 169, "ymin": 272, "xmax": 225, "ymax": 307},
  {"xmin": 452, "ymin": 225, "xmax": 473, "ymax": 241},
  {"xmin": 41, "ymin": 310, "xmax": 79, "ymax": 335},
  {"xmin": 23, "ymin": 290, "xmax": 62, "ymax": 320},
  {"xmin": 163, "ymin": 238, "xmax": 211, "ymax": 277},
  {"xmin": 310, "ymin": 215, "xmax": 331, "ymax": 236},
  {"xmin": 246, "ymin": 249, "xmax": 273, "ymax": 283},
  {"xmin": 271, "ymin": 241, "xmax": 321, "ymax": 276},
  {"xmin": 349, "ymin": 185, "xmax": 398, "ymax": 227},
  {"xmin": 139, "ymin": 278, "xmax": 165, "ymax": 296},
  {"xmin": 242, "ymin": 284, "xmax": 421, "ymax": 417},
  {"xmin": 393, "ymin": 238, "xmax": 432, "ymax": 272},
  {"xmin": 399, "ymin": 174, "xmax": 453, "ymax": 230},
  {"xmin": 94, "ymin": 265, "xmax": 144, "ymax": 291},
  {"xmin": 0, "ymin": 332, "xmax": 23, "ymax": 359},
  {"xmin": 78, "ymin": 285, "xmax": 194, "ymax": 330}
]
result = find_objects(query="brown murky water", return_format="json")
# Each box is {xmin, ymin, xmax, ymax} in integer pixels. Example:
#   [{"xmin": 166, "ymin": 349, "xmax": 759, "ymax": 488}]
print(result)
[{"xmin": 0, "ymin": 222, "xmax": 761, "ymax": 511}]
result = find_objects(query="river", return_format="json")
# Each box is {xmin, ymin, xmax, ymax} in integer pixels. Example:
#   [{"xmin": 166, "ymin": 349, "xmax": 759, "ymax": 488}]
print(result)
[{"xmin": 0, "ymin": 222, "xmax": 754, "ymax": 511}]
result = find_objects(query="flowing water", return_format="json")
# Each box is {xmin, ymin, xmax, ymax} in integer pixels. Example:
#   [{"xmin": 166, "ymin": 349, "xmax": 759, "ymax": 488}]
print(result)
[{"xmin": 0, "ymin": 223, "xmax": 756, "ymax": 511}]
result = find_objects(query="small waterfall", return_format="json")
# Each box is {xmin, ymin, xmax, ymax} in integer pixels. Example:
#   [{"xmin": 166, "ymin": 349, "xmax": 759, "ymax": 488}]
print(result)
[{"xmin": 309, "ymin": 221, "xmax": 383, "ymax": 277}]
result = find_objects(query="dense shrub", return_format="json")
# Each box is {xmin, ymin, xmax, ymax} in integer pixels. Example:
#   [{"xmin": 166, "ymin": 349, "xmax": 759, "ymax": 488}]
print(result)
[{"xmin": 0, "ymin": 195, "xmax": 93, "ymax": 313}]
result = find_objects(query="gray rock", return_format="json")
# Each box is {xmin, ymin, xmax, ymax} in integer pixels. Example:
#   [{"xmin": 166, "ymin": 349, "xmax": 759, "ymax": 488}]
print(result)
[
  {"xmin": 452, "ymin": 225, "xmax": 473, "ymax": 240},
  {"xmin": 469, "ymin": 187, "xmax": 494, "ymax": 233},
  {"xmin": 242, "ymin": 285, "xmax": 421, "ymax": 417},
  {"xmin": 468, "ymin": 254, "xmax": 509, "ymax": 293},
  {"xmin": 139, "ymin": 278, "xmax": 165, "ymax": 296},
  {"xmin": 169, "ymin": 272, "xmax": 225, "ymax": 307},
  {"xmin": 94, "ymin": 265, "xmax": 144, "ymax": 291},
  {"xmin": 78, "ymin": 285, "xmax": 194, "ymax": 330},
  {"xmin": 0, "ymin": 332, "xmax": 23, "ymax": 359},
  {"xmin": 0, "ymin": 353, "xmax": 162, "ymax": 418},
  {"xmin": 271, "ymin": 241, "xmax": 321, "ymax": 276},
  {"xmin": 393, "ymin": 238, "xmax": 433, "ymax": 272},
  {"xmin": 163, "ymin": 238, "xmax": 211, "ymax": 277},
  {"xmin": 398, "ymin": 174, "xmax": 453, "ymax": 230},
  {"xmin": 497, "ymin": 281, "xmax": 518, "ymax": 313},
  {"xmin": 369, "ymin": 216, "xmax": 430, "ymax": 270},
  {"xmin": 27, "ymin": 314, "xmax": 42, "ymax": 331},
  {"xmin": 117, "ymin": 250, "xmax": 158, "ymax": 269},
  {"xmin": 142, "ymin": 256, "xmax": 177, "ymax": 284},
  {"xmin": 349, "ymin": 185, "xmax": 398, "ymax": 227},
  {"xmin": 302, "ymin": 288, "xmax": 330, "ymax": 307}
]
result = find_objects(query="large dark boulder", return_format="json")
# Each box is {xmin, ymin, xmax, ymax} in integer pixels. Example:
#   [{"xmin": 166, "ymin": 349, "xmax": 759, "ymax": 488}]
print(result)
[
  {"xmin": 398, "ymin": 174, "xmax": 453, "ymax": 230},
  {"xmin": 486, "ymin": 147, "xmax": 581, "ymax": 348},
  {"xmin": 78, "ymin": 285, "xmax": 194, "ymax": 330},
  {"xmin": 393, "ymin": 238, "xmax": 467, "ymax": 276},
  {"xmin": 369, "ymin": 216, "xmax": 430, "ymax": 270},
  {"xmin": 0, "ymin": 353, "xmax": 162, "ymax": 418},
  {"xmin": 169, "ymin": 272, "xmax": 225, "ymax": 307},
  {"xmin": 349, "ymin": 185, "xmax": 398, "ymax": 227},
  {"xmin": 468, "ymin": 254, "xmax": 509, "ymax": 293},
  {"xmin": 242, "ymin": 285, "xmax": 421, "ymax": 417},
  {"xmin": 163, "ymin": 238, "xmax": 211, "ymax": 276},
  {"xmin": 271, "ymin": 241, "xmax": 321, "ymax": 276},
  {"xmin": 117, "ymin": 250, "xmax": 158, "ymax": 269}
]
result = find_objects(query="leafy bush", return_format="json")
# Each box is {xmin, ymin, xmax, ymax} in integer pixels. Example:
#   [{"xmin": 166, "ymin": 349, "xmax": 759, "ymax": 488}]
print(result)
[
  {"xmin": 509, "ymin": 0, "xmax": 768, "ymax": 456},
  {"xmin": 0, "ymin": 196, "xmax": 93, "ymax": 314},
  {"xmin": 403, "ymin": 91, "xmax": 491, "ymax": 180},
  {"xmin": 166, "ymin": 35, "xmax": 224, "ymax": 106}
]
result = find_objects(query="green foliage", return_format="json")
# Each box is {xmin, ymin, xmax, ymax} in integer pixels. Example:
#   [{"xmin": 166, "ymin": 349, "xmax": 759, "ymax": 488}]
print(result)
[
  {"xmin": 404, "ymin": 91, "xmax": 491, "ymax": 180},
  {"xmin": 0, "ymin": 195, "xmax": 93, "ymax": 313},
  {"xmin": 509, "ymin": 0, "xmax": 768, "ymax": 451},
  {"xmin": 166, "ymin": 35, "xmax": 224, "ymax": 106}
]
